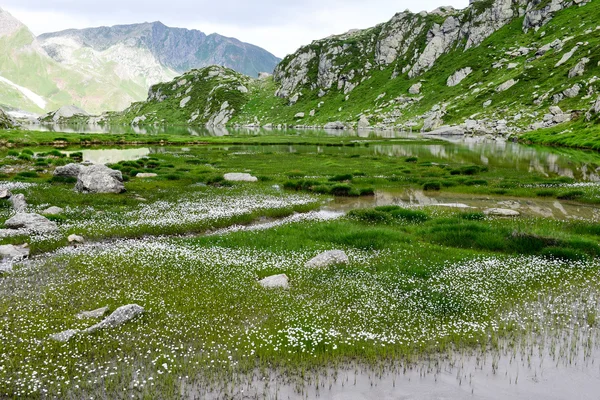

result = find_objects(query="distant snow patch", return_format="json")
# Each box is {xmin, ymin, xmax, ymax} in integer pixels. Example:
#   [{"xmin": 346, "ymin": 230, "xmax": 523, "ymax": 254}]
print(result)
[{"xmin": 0, "ymin": 75, "xmax": 46, "ymax": 109}]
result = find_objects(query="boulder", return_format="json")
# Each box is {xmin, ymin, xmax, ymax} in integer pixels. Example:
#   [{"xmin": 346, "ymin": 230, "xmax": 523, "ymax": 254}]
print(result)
[
  {"xmin": 5, "ymin": 213, "xmax": 58, "ymax": 233},
  {"xmin": 555, "ymin": 46, "xmax": 579, "ymax": 68},
  {"xmin": 496, "ymin": 79, "xmax": 517, "ymax": 92},
  {"xmin": 259, "ymin": 274, "xmax": 290, "ymax": 289},
  {"xmin": 447, "ymin": 67, "xmax": 472, "ymax": 87},
  {"xmin": 54, "ymin": 163, "xmax": 83, "ymax": 178},
  {"xmin": 305, "ymin": 250, "xmax": 349, "ymax": 268},
  {"xmin": 483, "ymin": 208, "xmax": 520, "ymax": 217},
  {"xmin": 10, "ymin": 193, "xmax": 27, "ymax": 212},
  {"xmin": 84, "ymin": 304, "xmax": 144, "ymax": 334},
  {"xmin": 0, "ymin": 244, "xmax": 29, "ymax": 262},
  {"xmin": 68, "ymin": 234, "xmax": 85, "ymax": 244},
  {"xmin": 408, "ymin": 83, "xmax": 422, "ymax": 94},
  {"xmin": 568, "ymin": 58, "xmax": 590, "ymax": 78},
  {"xmin": 294, "ymin": 112, "xmax": 305, "ymax": 118},
  {"xmin": 324, "ymin": 121, "xmax": 346, "ymax": 130},
  {"xmin": 224, "ymin": 173, "xmax": 258, "ymax": 182},
  {"xmin": 76, "ymin": 165, "xmax": 125, "ymax": 194},
  {"xmin": 42, "ymin": 206, "xmax": 64, "ymax": 215},
  {"xmin": 426, "ymin": 126, "xmax": 465, "ymax": 136},
  {"xmin": 563, "ymin": 84, "xmax": 581, "ymax": 98},
  {"xmin": 136, "ymin": 173, "xmax": 158, "ymax": 178},
  {"xmin": 76, "ymin": 306, "xmax": 109, "ymax": 320},
  {"xmin": 0, "ymin": 189, "xmax": 11, "ymax": 199}
]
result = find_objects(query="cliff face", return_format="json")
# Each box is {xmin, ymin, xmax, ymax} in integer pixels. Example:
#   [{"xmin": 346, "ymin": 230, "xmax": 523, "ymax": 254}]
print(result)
[{"xmin": 273, "ymin": 0, "xmax": 579, "ymax": 104}]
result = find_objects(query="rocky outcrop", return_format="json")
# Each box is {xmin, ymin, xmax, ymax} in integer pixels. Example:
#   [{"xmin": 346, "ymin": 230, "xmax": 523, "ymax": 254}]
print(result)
[
  {"xmin": 305, "ymin": 250, "xmax": 349, "ymax": 268},
  {"xmin": 40, "ymin": 105, "xmax": 89, "ymax": 123},
  {"xmin": 75, "ymin": 165, "xmax": 125, "ymax": 194},
  {"xmin": 409, "ymin": 83, "xmax": 422, "ymax": 94},
  {"xmin": 447, "ymin": 67, "xmax": 473, "ymax": 87},
  {"xmin": 409, "ymin": 16, "xmax": 461, "ymax": 78},
  {"xmin": 568, "ymin": 57, "xmax": 589, "ymax": 78},
  {"xmin": 4, "ymin": 213, "xmax": 58, "ymax": 233},
  {"xmin": 523, "ymin": 0, "xmax": 566, "ymax": 32},
  {"xmin": 76, "ymin": 306, "xmax": 109, "ymax": 320},
  {"xmin": 0, "ymin": 109, "xmax": 16, "ymax": 129},
  {"xmin": 84, "ymin": 304, "xmax": 144, "ymax": 333}
]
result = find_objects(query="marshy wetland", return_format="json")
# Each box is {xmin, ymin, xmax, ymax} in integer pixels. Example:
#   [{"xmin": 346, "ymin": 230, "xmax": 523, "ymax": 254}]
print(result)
[{"xmin": 2, "ymin": 128, "xmax": 600, "ymax": 398}]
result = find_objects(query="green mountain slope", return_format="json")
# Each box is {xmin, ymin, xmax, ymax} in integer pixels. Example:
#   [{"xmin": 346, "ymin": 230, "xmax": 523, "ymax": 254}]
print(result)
[{"xmin": 76, "ymin": 0, "xmax": 600, "ymax": 143}]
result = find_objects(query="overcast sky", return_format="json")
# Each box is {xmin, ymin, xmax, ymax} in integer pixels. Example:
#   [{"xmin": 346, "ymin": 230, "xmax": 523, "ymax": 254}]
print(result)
[{"xmin": 4, "ymin": 0, "xmax": 468, "ymax": 58}]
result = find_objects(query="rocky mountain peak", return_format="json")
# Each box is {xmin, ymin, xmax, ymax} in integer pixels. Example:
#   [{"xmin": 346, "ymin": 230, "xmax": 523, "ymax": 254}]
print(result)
[{"xmin": 0, "ymin": 7, "xmax": 26, "ymax": 37}]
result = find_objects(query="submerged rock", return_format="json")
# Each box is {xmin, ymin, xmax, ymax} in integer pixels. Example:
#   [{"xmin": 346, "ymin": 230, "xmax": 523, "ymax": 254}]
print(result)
[
  {"xmin": 259, "ymin": 274, "xmax": 290, "ymax": 289},
  {"xmin": 77, "ymin": 306, "xmax": 109, "ymax": 320},
  {"xmin": 5, "ymin": 213, "xmax": 58, "ymax": 233},
  {"xmin": 10, "ymin": 193, "xmax": 27, "ymax": 212},
  {"xmin": 305, "ymin": 250, "xmax": 349, "ymax": 268},
  {"xmin": 84, "ymin": 304, "xmax": 144, "ymax": 334},
  {"xmin": 224, "ymin": 173, "xmax": 258, "ymax": 182},
  {"xmin": 76, "ymin": 165, "xmax": 125, "ymax": 194}
]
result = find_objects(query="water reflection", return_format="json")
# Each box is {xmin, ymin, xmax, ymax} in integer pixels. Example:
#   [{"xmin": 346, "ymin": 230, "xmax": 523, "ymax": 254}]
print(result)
[{"xmin": 63, "ymin": 148, "xmax": 150, "ymax": 164}]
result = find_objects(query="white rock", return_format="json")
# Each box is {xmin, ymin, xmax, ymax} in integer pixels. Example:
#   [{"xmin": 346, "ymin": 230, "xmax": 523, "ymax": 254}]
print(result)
[
  {"xmin": 549, "ymin": 106, "xmax": 563, "ymax": 115},
  {"xmin": 77, "ymin": 306, "xmax": 109, "ymax": 319},
  {"xmin": 68, "ymin": 234, "xmax": 85, "ymax": 244},
  {"xmin": 409, "ymin": 83, "xmax": 422, "ymax": 94},
  {"xmin": 305, "ymin": 250, "xmax": 349, "ymax": 268},
  {"xmin": 563, "ymin": 84, "xmax": 581, "ymax": 98},
  {"xmin": 42, "ymin": 206, "xmax": 64, "ymax": 215},
  {"xmin": 555, "ymin": 46, "xmax": 579, "ymax": 68},
  {"xmin": 0, "ymin": 189, "xmax": 11, "ymax": 199},
  {"xmin": 259, "ymin": 274, "xmax": 289, "ymax": 289},
  {"xmin": 483, "ymin": 208, "xmax": 520, "ymax": 217},
  {"xmin": 224, "ymin": 173, "xmax": 258, "ymax": 182},
  {"xmin": 84, "ymin": 304, "xmax": 144, "ymax": 333},
  {"xmin": 496, "ymin": 79, "xmax": 517, "ymax": 92},
  {"xmin": 294, "ymin": 112, "xmax": 305, "ymax": 118},
  {"xmin": 483, "ymin": 100, "xmax": 492, "ymax": 107},
  {"xmin": 0, "ymin": 244, "xmax": 29, "ymax": 262},
  {"xmin": 179, "ymin": 96, "xmax": 191, "ymax": 108},
  {"xmin": 136, "ymin": 173, "xmax": 158, "ymax": 178},
  {"xmin": 447, "ymin": 67, "xmax": 472, "ymax": 87},
  {"xmin": 569, "ymin": 57, "xmax": 590, "ymax": 78}
]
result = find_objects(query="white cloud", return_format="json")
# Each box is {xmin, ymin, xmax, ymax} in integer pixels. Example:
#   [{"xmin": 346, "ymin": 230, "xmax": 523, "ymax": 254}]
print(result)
[{"xmin": 3, "ymin": 0, "xmax": 469, "ymax": 58}]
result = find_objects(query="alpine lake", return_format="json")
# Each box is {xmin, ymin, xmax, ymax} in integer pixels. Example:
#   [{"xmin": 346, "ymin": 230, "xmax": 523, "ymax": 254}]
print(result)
[{"xmin": 2, "ymin": 125, "xmax": 600, "ymax": 399}]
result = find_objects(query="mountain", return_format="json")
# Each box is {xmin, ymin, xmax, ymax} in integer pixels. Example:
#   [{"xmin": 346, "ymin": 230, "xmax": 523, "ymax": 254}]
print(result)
[
  {"xmin": 0, "ymin": 8, "xmax": 279, "ymax": 115},
  {"xmin": 90, "ymin": 0, "xmax": 599, "ymax": 138},
  {"xmin": 38, "ymin": 22, "xmax": 280, "ymax": 79}
]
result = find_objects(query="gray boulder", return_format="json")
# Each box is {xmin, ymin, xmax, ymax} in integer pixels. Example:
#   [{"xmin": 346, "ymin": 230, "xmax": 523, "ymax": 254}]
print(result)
[
  {"xmin": 496, "ymin": 79, "xmax": 517, "ymax": 92},
  {"xmin": 5, "ymin": 213, "xmax": 58, "ymax": 233},
  {"xmin": 447, "ymin": 67, "xmax": 472, "ymax": 87},
  {"xmin": 10, "ymin": 194, "xmax": 27, "ymax": 212},
  {"xmin": 0, "ymin": 244, "xmax": 29, "ymax": 262},
  {"xmin": 76, "ymin": 165, "xmax": 125, "ymax": 194},
  {"xmin": 305, "ymin": 250, "xmax": 349, "ymax": 268},
  {"xmin": 563, "ymin": 84, "xmax": 581, "ymax": 98},
  {"xmin": 408, "ymin": 83, "xmax": 422, "ymax": 94},
  {"xmin": 84, "ymin": 304, "xmax": 144, "ymax": 334},
  {"xmin": 324, "ymin": 121, "xmax": 346, "ymax": 130},
  {"xmin": 259, "ymin": 274, "xmax": 289, "ymax": 289},
  {"xmin": 568, "ymin": 58, "xmax": 590, "ymax": 78},
  {"xmin": 54, "ymin": 163, "xmax": 83, "ymax": 178},
  {"xmin": 0, "ymin": 189, "xmax": 11, "ymax": 199}
]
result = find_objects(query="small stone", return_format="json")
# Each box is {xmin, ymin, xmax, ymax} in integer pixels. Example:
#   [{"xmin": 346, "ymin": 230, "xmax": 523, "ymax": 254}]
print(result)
[
  {"xmin": 259, "ymin": 274, "xmax": 289, "ymax": 289},
  {"xmin": 305, "ymin": 250, "xmax": 349, "ymax": 268},
  {"xmin": 42, "ymin": 206, "xmax": 64, "ymax": 215},
  {"xmin": 0, "ymin": 189, "xmax": 11, "ymax": 199},
  {"xmin": 294, "ymin": 112, "xmax": 305, "ymax": 118},
  {"xmin": 68, "ymin": 234, "xmax": 85, "ymax": 244}
]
